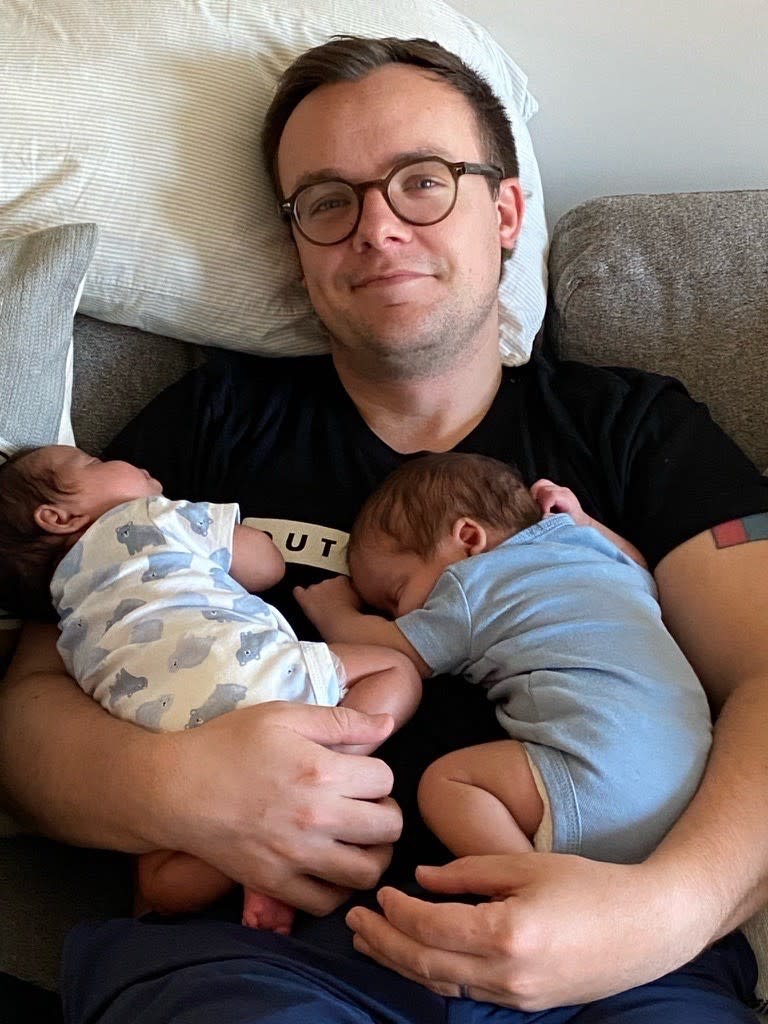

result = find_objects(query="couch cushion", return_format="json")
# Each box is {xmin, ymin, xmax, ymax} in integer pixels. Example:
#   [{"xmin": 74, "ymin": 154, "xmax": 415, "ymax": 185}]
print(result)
[
  {"xmin": 72, "ymin": 315, "xmax": 206, "ymax": 456},
  {"xmin": 547, "ymin": 190, "xmax": 768, "ymax": 470}
]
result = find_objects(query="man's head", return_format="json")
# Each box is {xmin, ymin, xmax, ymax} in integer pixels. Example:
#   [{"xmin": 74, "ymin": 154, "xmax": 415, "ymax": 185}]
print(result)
[
  {"xmin": 262, "ymin": 37, "xmax": 524, "ymax": 381},
  {"xmin": 347, "ymin": 453, "xmax": 540, "ymax": 616},
  {"xmin": 263, "ymin": 37, "xmax": 520, "ymax": 197}
]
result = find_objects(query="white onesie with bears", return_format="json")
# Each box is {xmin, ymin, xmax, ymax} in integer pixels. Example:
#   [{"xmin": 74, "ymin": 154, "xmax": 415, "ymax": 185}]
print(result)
[{"xmin": 51, "ymin": 496, "xmax": 344, "ymax": 731}]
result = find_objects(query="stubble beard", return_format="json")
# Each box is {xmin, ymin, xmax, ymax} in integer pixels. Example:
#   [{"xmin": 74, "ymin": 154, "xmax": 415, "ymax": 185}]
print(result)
[{"xmin": 327, "ymin": 283, "xmax": 499, "ymax": 383}]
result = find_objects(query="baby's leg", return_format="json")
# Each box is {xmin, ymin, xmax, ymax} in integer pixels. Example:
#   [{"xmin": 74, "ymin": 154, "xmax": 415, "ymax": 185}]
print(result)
[
  {"xmin": 417, "ymin": 740, "xmax": 544, "ymax": 857},
  {"xmin": 329, "ymin": 642, "xmax": 422, "ymax": 755},
  {"xmin": 138, "ymin": 850, "xmax": 296, "ymax": 935},
  {"xmin": 135, "ymin": 850, "xmax": 236, "ymax": 916}
]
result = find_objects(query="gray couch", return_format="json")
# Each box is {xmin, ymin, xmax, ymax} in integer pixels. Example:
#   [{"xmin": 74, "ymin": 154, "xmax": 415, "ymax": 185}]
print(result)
[{"xmin": 2, "ymin": 188, "xmax": 767, "ymax": 994}]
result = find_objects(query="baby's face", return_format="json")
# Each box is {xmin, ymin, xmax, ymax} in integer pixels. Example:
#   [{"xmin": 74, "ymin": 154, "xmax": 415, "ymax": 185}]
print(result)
[
  {"xmin": 41, "ymin": 445, "xmax": 163, "ymax": 520},
  {"xmin": 350, "ymin": 532, "xmax": 460, "ymax": 618}
]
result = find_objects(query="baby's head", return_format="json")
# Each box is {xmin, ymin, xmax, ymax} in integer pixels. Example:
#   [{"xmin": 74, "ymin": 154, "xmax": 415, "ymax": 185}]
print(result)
[
  {"xmin": 0, "ymin": 445, "xmax": 162, "ymax": 617},
  {"xmin": 348, "ymin": 453, "xmax": 540, "ymax": 617}
]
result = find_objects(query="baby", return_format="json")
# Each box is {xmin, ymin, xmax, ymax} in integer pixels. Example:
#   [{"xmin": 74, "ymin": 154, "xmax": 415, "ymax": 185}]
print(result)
[
  {"xmin": 296, "ymin": 452, "xmax": 712, "ymax": 866},
  {"xmin": 0, "ymin": 445, "xmax": 421, "ymax": 932}
]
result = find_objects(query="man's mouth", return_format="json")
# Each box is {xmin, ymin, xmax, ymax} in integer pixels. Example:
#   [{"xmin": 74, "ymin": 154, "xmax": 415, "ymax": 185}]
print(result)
[{"xmin": 351, "ymin": 270, "xmax": 432, "ymax": 289}]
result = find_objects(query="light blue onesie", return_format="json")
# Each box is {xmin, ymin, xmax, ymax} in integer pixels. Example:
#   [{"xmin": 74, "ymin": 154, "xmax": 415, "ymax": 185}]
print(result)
[
  {"xmin": 51, "ymin": 496, "xmax": 344, "ymax": 732},
  {"xmin": 396, "ymin": 514, "xmax": 712, "ymax": 863}
]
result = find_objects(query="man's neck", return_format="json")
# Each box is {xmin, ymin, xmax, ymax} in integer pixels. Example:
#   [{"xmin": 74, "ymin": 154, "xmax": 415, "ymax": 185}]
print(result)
[{"xmin": 334, "ymin": 341, "xmax": 503, "ymax": 454}]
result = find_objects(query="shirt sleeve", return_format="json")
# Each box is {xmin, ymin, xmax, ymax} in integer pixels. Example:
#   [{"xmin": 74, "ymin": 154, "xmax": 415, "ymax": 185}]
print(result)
[
  {"xmin": 396, "ymin": 570, "xmax": 473, "ymax": 676},
  {"xmin": 535, "ymin": 359, "xmax": 768, "ymax": 569},
  {"xmin": 617, "ymin": 378, "xmax": 768, "ymax": 567},
  {"xmin": 153, "ymin": 499, "xmax": 240, "ymax": 568}
]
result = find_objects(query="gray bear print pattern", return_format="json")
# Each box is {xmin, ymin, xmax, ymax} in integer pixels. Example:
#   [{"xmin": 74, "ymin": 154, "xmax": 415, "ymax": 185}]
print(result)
[
  {"xmin": 52, "ymin": 497, "xmax": 344, "ymax": 733},
  {"xmin": 167, "ymin": 633, "xmax": 217, "ymax": 673},
  {"xmin": 115, "ymin": 521, "xmax": 166, "ymax": 555},
  {"xmin": 129, "ymin": 618, "xmax": 164, "ymax": 644},
  {"xmin": 142, "ymin": 551, "xmax": 194, "ymax": 581},
  {"xmin": 58, "ymin": 615, "xmax": 88, "ymax": 654},
  {"xmin": 185, "ymin": 683, "xmax": 249, "ymax": 728},
  {"xmin": 108, "ymin": 667, "xmax": 149, "ymax": 707},
  {"xmin": 177, "ymin": 502, "xmax": 214, "ymax": 536},
  {"xmin": 104, "ymin": 598, "xmax": 146, "ymax": 633},
  {"xmin": 135, "ymin": 694, "xmax": 175, "ymax": 730},
  {"xmin": 236, "ymin": 629, "xmax": 280, "ymax": 666}
]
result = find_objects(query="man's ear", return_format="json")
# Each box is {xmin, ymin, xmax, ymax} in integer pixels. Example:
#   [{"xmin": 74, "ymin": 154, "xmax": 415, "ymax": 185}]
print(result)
[
  {"xmin": 33, "ymin": 504, "xmax": 90, "ymax": 536},
  {"xmin": 497, "ymin": 177, "xmax": 525, "ymax": 252},
  {"xmin": 450, "ymin": 517, "xmax": 489, "ymax": 556}
]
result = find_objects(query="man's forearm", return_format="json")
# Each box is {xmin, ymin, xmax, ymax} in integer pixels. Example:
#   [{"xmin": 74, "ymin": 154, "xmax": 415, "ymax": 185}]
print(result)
[
  {"xmin": 0, "ymin": 664, "xmax": 170, "ymax": 851},
  {"xmin": 647, "ymin": 674, "xmax": 768, "ymax": 938}
]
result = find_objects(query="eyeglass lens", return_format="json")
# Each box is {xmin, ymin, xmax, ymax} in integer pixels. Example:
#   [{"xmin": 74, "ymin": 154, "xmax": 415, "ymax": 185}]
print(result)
[{"xmin": 294, "ymin": 159, "xmax": 458, "ymax": 244}]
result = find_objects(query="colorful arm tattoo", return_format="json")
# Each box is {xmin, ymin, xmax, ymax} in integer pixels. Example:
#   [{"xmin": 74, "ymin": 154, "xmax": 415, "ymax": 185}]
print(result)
[{"xmin": 711, "ymin": 512, "xmax": 768, "ymax": 548}]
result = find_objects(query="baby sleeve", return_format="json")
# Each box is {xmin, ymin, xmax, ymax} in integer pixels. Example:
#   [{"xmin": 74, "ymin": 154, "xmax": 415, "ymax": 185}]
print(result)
[{"xmin": 396, "ymin": 570, "xmax": 473, "ymax": 676}]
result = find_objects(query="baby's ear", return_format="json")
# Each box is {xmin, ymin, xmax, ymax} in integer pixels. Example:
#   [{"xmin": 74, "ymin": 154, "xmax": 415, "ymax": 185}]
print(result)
[
  {"xmin": 452, "ymin": 517, "xmax": 488, "ymax": 556},
  {"xmin": 34, "ymin": 504, "xmax": 89, "ymax": 535}
]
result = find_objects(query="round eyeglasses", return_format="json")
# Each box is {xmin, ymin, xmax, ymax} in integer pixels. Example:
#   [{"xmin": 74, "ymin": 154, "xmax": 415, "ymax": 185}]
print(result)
[{"xmin": 279, "ymin": 155, "xmax": 503, "ymax": 246}]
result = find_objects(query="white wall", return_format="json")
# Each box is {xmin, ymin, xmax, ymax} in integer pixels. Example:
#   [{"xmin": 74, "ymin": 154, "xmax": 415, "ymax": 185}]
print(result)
[{"xmin": 449, "ymin": 0, "xmax": 768, "ymax": 227}]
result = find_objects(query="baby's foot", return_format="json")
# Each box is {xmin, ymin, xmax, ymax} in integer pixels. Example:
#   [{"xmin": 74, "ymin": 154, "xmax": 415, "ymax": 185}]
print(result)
[{"xmin": 241, "ymin": 889, "xmax": 295, "ymax": 935}]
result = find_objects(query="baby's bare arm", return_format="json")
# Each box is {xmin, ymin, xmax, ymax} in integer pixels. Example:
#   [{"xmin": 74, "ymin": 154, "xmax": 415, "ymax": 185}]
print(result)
[
  {"xmin": 295, "ymin": 577, "xmax": 431, "ymax": 678},
  {"xmin": 230, "ymin": 524, "xmax": 286, "ymax": 592}
]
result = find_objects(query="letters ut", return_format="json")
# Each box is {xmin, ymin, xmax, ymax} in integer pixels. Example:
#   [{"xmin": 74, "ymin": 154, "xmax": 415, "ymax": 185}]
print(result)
[{"xmin": 242, "ymin": 517, "xmax": 350, "ymax": 575}]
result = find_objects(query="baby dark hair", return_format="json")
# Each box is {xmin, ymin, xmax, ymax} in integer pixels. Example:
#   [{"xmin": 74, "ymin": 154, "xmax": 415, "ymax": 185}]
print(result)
[
  {"xmin": 0, "ymin": 448, "xmax": 71, "ymax": 619},
  {"xmin": 348, "ymin": 453, "xmax": 541, "ymax": 561}
]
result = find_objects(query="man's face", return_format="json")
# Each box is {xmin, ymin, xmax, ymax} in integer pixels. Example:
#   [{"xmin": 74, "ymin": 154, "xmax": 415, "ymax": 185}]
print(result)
[{"xmin": 276, "ymin": 64, "xmax": 523, "ymax": 380}]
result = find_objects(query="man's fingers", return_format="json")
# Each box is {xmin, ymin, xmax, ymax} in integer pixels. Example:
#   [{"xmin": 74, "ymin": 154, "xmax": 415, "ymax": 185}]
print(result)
[
  {"xmin": 374, "ymin": 887, "xmax": 493, "ymax": 954},
  {"xmin": 277, "ymin": 701, "xmax": 395, "ymax": 750},
  {"xmin": 306, "ymin": 841, "xmax": 393, "ymax": 890},
  {"xmin": 278, "ymin": 873, "xmax": 351, "ymax": 916},
  {"xmin": 347, "ymin": 902, "xmax": 486, "ymax": 993},
  {"xmin": 415, "ymin": 855, "xmax": 527, "ymax": 897},
  {"xmin": 331, "ymin": 797, "xmax": 402, "ymax": 844}
]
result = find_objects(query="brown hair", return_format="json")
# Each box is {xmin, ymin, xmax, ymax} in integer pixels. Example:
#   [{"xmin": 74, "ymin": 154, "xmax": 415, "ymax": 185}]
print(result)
[
  {"xmin": 0, "ymin": 448, "xmax": 72, "ymax": 619},
  {"xmin": 348, "ymin": 452, "xmax": 540, "ymax": 561},
  {"xmin": 262, "ymin": 35, "xmax": 519, "ymax": 199}
]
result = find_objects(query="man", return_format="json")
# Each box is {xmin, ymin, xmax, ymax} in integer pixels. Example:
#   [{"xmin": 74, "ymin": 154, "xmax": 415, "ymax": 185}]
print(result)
[{"xmin": 2, "ymin": 36, "xmax": 767, "ymax": 1023}]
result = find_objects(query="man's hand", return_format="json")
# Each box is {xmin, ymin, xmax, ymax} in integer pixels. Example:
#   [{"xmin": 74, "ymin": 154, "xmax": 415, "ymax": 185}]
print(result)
[
  {"xmin": 162, "ymin": 701, "xmax": 401, "ymax": 915},
  {"xmin": 294, "ymin": 575, "xmax": 365, "ymax": 641},
  {"xmin": 346, "ymin": 853, "xmax": 711, "ymax": 1009}
]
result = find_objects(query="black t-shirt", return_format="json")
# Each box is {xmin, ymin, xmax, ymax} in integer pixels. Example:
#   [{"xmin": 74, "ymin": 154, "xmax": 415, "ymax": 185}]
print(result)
[{"xmin": 106, "ymin": 350, "xmax": 768, "ymax": 882}]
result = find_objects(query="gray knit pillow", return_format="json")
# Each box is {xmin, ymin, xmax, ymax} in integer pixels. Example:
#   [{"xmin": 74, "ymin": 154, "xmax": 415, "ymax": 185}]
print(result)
[{"xmin": 0, "ymin": 223, "xmax": 97, "ymax": 462}]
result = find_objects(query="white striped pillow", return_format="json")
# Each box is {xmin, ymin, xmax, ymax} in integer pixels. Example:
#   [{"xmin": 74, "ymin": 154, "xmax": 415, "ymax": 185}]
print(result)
[{"xmin": 0, "ymin": 1, "xmax": 547, "ymax": 365}]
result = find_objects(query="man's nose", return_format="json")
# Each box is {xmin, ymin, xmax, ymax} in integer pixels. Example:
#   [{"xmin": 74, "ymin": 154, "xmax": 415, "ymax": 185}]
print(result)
[{"xmin": 351, "ymin": 186, "xmax": 412, "ymax": 250}]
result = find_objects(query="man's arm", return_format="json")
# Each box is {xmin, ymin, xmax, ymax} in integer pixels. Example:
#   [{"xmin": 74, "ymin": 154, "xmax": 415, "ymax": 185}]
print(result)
[
  {"xmin": 345, "ymin": 521, "xmax": 768, "ymax": 1007},
  {"xmin": 0, "ymin": 623, "xmax": 402, "ymax": 914},
  {"xmin": 650, "ymin": 518, "xmax": 768, "ymax": 929}
]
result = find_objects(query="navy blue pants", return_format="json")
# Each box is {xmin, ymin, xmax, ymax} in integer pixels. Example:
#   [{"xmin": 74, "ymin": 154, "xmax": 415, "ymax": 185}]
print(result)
[{"xmin": 62, "ymin": 915, "xmax": 759, "ymax": 1024}]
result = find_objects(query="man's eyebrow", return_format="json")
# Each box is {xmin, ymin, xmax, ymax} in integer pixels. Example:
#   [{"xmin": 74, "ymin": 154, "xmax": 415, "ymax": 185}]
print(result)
[{"xmin": 290, "ymin": 148, "xmax": 457, "ymax": 192}]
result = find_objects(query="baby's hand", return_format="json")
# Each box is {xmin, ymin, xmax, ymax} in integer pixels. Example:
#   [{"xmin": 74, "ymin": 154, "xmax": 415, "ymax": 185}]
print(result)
[
  {"xmin": 530, "ymin": 478, "xmax": 589, "ymax": 524},
  {"xmin": 294, "ymin": 576, "xmax": 363, "ymax": 641}
]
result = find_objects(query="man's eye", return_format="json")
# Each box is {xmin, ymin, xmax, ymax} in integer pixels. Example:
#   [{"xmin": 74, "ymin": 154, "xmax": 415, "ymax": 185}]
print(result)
[
  {"xmin": 307, "ymin": 194, "xmax": 351, "ymax": 218},
  {"xmin": 402, "ymin": 175, "xmax": 448, "ymax": 192}
]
